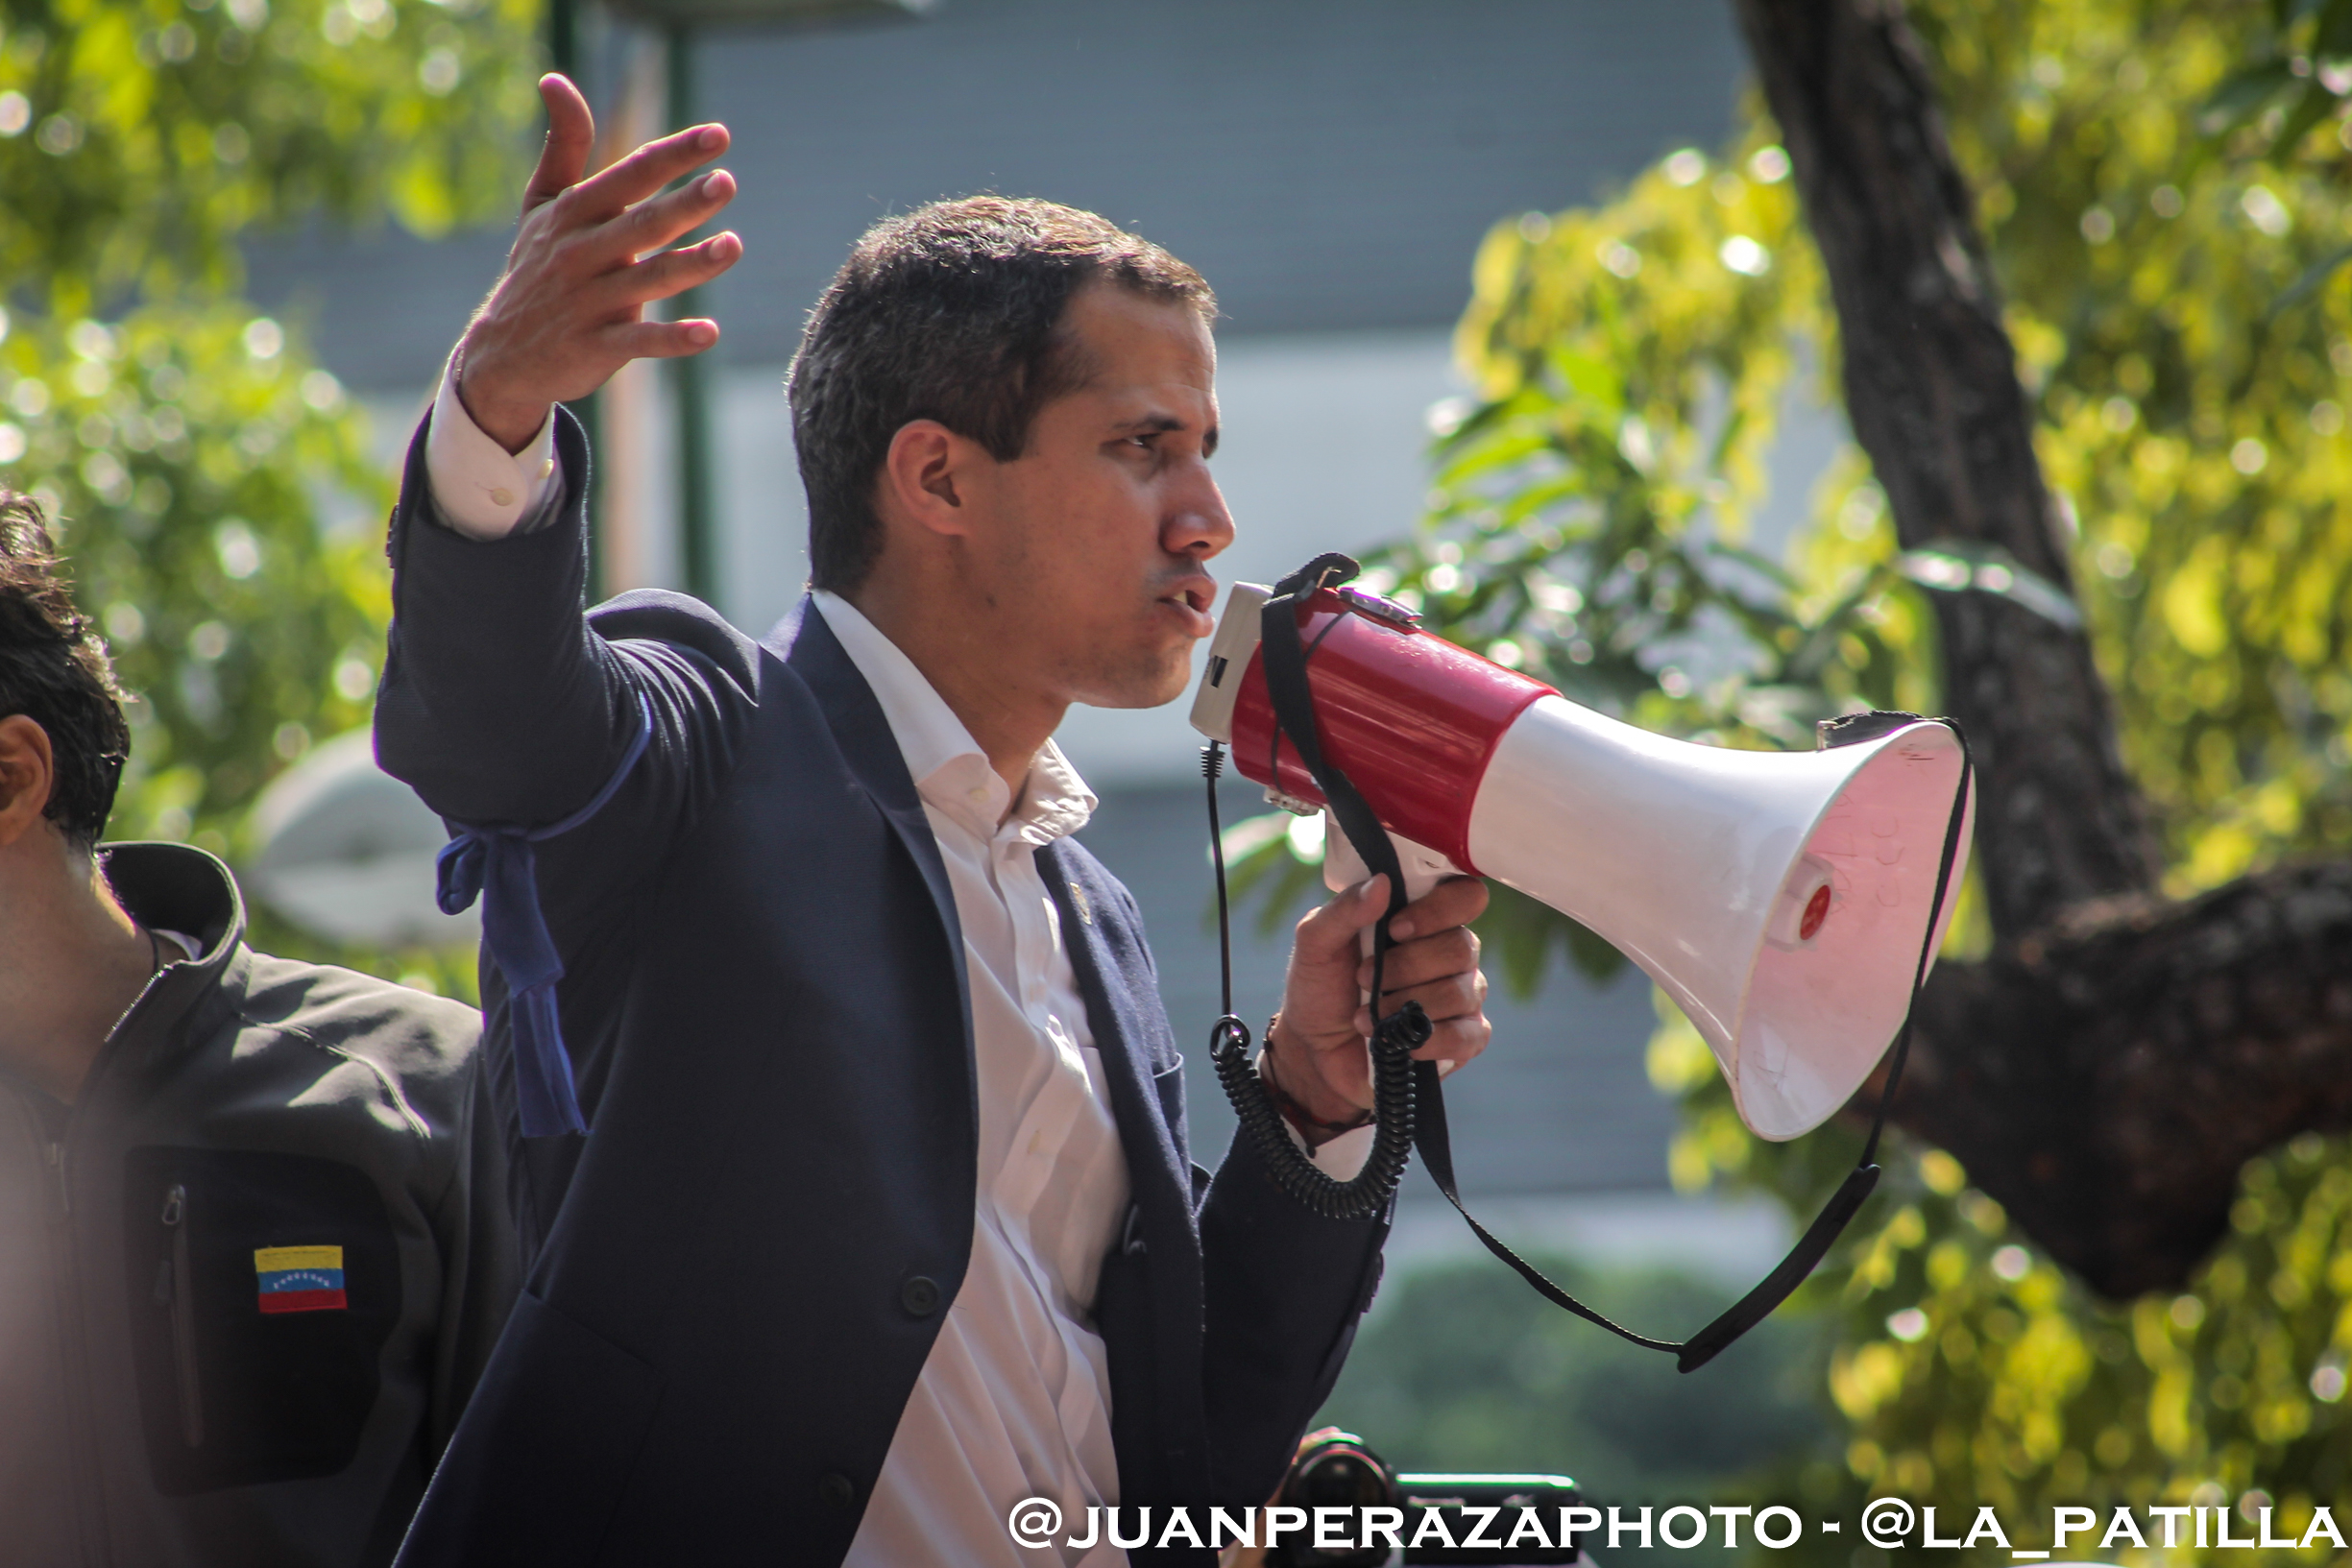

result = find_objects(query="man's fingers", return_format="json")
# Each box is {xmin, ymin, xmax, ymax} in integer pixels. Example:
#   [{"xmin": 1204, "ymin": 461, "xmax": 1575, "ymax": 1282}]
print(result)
[
  {"xmin": 1348, "ymin": 996, "xmax": 1491, "ymax": 1063},
  {"xmin": 1385, "ymin": 874, "xmax": 1489, "ymax": 942},
  {"xmin": 600, "ymin": 169, "xmax": 738, "ymax": 261},
  {"xmin": 590, "ymin": 231, "xmax": 743, "ymax": 310},
  {"xmin": 600, "ymin": 317, "xmax": 722, "ymax": 362},
  {"xmin": 521, "ymin": 75, "xmax": 595, "ymax": 215},
  {"xmin": 1356, "ymin": 926, "xmax": 1478, "ymax": 995},
  {"xmin": 567, "ymin": 124, "xmax": 731, "ymax": 227},
  {"xmin": 1293, "ymin": 875, "xmax": 1391, "ymax": 966},
  {"xmin": 1420, "ymin": 1015, "xmax": 1491, "ymax": 1065},
  {"xmin": 1355, "ymin": 969, "xmax": 1485, "ymax": 1028}
]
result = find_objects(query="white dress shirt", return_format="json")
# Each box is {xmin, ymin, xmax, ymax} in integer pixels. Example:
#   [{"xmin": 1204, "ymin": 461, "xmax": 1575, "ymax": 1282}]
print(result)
[
  {"xmin": 420, "ymin": 359, "xmax": 1376, "ymax": 1562},
  {"xmin": 814, "ymin": 591, "xmax": 1131, "ymax": 1568}
]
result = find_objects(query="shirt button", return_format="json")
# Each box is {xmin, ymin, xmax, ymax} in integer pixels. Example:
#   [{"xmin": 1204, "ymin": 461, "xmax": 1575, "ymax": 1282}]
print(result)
[
  {"xmin": 900, "ymin": 1275, "xmax": 941, "ymax": 1317},
  {"xmin": 817, "ymin": 1472, "xmax": 857, "ymax": 1510},
  {"xmin": 488, "ymin": 486, "xmax": 515, "ymax": 508},
  {"xmin": 537, "ymin": 457, "xmax": 555, "ymax": 480}
]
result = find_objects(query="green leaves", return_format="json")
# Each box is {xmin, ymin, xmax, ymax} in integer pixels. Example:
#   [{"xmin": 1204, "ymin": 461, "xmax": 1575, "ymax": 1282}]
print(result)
[
  {"xmin": 0, "ymin": 0, "xmax": 539, "ymax": 994},
  {"xmin": 2, "ymin": 302, "xmax": 386, "ymax": 842},
  {"xmin": 1895, "ymin": 541, "xmax": 2084, "ymax": 631},
  {"xmin": 2204, "ymin": 0, "xmax": 2352, "ymax": 162},
  {"xmin": 1300, "ymin": 0, "xmax": 2352, "ymax": 1545},
  {"xmin": 1220, "ymin": 141, "xmax": 1943, "ymax": 988},
  {"xmin": 0, "ymin": 0, "xmax": 542, "ymax": 314}
]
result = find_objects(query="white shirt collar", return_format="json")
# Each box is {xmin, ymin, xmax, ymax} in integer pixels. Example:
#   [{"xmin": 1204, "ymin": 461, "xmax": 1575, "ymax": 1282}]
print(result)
[{"xmin": 810, "ymin": 591, "xmax": 1095, "ymax": 844}]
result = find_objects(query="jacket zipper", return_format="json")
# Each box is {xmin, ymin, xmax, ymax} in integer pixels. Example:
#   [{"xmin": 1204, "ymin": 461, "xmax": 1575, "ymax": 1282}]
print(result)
[
  {"xmin": 29, "ymin": 906, "xmax": 189, "ymax": 1566},
  {"xmin": 158, "ymin": 1183, "xmax": 204, "ymax": 1448},
  {"xmin": 17, "ymin": 1094, "xmax": 107, "ymax": 1567}
]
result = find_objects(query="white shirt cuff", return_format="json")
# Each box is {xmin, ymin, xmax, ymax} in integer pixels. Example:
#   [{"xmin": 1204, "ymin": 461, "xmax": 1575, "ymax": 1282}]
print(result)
[
  {"xmin": 424, "ymin": 352, "xmax": 562, "ymax": 541},
  {"xmin": 1308, "ymin": 1122, "xmax": 1377, "ymax": 1182},
  {"xmin": 1259, "ymin": 1050, "xmax": 1379, "ymax": 1183}
]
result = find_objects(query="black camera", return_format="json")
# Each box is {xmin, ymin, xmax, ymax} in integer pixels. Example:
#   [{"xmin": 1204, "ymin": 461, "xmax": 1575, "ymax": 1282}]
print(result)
[{"xmin": 1267, "ymin": 1428, "xmax": 1585, "ymax": 1567}]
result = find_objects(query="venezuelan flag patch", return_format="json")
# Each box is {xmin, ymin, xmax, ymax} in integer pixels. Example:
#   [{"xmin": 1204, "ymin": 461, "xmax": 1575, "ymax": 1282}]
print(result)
[{"xmin": 255, "ymin": 1245, "xmax": 347, "ymax": 1314}]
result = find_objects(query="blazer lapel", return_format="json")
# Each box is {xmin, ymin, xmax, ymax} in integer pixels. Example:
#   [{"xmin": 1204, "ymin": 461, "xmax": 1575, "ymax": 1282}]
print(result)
[
  {"xmin": 1039, "ymin": 842, "xmax": 1194, "ymax": 1230},
  {"xmin": 767, "ymin": 597, "xmax": 970, "ymax": 1042}
]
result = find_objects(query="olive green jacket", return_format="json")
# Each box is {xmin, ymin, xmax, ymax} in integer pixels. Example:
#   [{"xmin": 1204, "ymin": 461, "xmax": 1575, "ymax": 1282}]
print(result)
[{"xmin": 0, "ymin": 843, "xmax": 516, "ymax": 1568}]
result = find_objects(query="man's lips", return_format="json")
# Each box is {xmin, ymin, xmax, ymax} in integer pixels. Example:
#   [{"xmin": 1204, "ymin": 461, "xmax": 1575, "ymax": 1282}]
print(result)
[{"xmin": 1156, "ymin": 578, "xmax": 1217, "ymax": 635}]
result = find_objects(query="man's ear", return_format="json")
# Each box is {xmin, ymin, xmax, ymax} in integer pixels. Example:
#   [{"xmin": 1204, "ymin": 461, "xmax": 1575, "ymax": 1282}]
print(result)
[
  {"xmin": 879, "ymin": 419, "xmax": 982, "ymax": 541},
  {"xmin": 0, "ymin": 715, "xmax": 56, "ymax": 850}
]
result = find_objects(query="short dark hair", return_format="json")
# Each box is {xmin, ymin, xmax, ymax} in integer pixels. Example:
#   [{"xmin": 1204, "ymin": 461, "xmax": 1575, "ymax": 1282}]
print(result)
[
  {"xmin": 788, "ymin": 195, "xmax": 1215, "ymax": 592},
  {"xmin": 0, "ymin": 492, "xmax": 129, "ymax": 849}
]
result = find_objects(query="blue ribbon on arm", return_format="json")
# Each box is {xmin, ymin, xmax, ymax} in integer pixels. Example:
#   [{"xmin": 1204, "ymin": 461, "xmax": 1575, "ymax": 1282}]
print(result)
[{"xmin": 433, "ymin": 694, "xmax": 655, "ymax": 1138}]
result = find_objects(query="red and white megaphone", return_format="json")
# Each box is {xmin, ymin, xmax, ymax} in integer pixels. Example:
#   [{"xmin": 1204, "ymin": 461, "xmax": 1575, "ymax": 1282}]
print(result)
[{"xmin": 1190, "ymin": 578, "xmax": 1974, "ymax": 1142}]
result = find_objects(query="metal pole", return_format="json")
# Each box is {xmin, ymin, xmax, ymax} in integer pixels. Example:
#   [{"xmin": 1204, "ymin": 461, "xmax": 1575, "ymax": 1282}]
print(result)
[
  {"xmin": 548, "ymin": 0, "xmax": 607, "ymax": 603},
  {"xmin": 546, "ymin": 0, "xmax": 580, "ymax": 78},
  {"xmin": 667, "ymin": 22, "xmax": 717, "ymax": 607}
]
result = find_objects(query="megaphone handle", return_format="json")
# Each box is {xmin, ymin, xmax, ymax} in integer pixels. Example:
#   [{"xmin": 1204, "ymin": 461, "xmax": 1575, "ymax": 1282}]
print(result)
[{"xmin": 1322, "ymin": 815, "xmax": 1458, "ymax": 1073}]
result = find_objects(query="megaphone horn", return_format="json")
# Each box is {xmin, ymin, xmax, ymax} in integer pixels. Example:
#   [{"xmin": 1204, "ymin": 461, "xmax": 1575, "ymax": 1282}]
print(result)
[{"xmin": 1190, "ymin": 578, "xmax": 1976, "ymax": 1142}]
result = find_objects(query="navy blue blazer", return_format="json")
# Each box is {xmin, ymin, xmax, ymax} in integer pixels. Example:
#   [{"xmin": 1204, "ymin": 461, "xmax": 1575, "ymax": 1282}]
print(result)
[{"xmin": 374, "ymin": 412, "xmax": 1389, "ymax": 1567}]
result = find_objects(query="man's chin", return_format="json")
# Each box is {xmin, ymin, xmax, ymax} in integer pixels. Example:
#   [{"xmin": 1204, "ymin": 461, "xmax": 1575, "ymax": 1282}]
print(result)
[{"xmin": 1070, "ymin": 653, "xmax": 1195, "ymax": 712}]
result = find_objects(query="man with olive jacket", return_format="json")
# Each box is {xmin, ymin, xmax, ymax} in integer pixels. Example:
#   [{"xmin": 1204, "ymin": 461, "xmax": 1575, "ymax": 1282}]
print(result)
[{"xmin": 0, "ymin": 490, "xmax": 514, "ymax": 1568}]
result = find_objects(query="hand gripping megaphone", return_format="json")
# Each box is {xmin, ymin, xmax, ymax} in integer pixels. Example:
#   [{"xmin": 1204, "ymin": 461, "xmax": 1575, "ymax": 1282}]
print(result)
[
  {"xmin": 1190, "ymin": 577, "xmax": 1975, "ymax": 1143},
  {"xmin": 1186, "ymin": 557, "xmax": 1975, "ymax": 1371}
]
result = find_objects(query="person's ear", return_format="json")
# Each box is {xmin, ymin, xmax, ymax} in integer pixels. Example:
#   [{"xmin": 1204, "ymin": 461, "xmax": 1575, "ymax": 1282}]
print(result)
[
  {"xmin": 879, "ymin": 419, "xmax": 981, "ymax": 542},
  {"xmin": 0, "ymin": 715, "xmax": 56, "ymax": 849}
]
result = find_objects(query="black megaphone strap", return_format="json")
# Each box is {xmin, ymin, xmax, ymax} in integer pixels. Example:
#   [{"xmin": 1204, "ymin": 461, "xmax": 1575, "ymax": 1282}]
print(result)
[{"xmin": 1203, "ymin": 553, "xmax": 1425, "ymax": 1222}]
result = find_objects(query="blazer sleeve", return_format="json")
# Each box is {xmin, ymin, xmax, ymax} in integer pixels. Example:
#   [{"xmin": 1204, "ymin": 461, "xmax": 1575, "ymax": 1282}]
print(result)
[
  {"xmin": 373, "ymin": 406, "xmax": 762, "ymax": 905},
  {"xmin": 1196, "ymin": 1128, "xmax": 1390, "ymax": 1504}
]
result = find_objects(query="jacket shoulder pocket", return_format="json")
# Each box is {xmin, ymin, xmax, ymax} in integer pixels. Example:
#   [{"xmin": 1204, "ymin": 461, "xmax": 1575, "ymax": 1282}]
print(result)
[{"xmin": 123, "ymin": 1146, "xmax": 400, "ymax": 1495}]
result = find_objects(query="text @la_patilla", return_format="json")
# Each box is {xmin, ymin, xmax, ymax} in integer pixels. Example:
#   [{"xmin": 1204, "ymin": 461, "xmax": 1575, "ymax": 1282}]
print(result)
[{"xmin": 1003, "ymin": 1495, "xmax": 2352, "ymax": 1556}]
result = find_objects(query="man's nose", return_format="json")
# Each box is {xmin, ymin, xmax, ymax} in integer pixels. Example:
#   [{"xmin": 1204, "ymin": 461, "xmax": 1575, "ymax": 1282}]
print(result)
[{"xmin": 1167, "ymin": 462, "xmax": 1235, "ymax": 561}]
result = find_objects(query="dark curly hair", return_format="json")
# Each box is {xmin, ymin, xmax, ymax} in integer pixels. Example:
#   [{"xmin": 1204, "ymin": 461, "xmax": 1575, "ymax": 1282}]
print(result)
[
  {"xmin": 0, "ymin": 491, "xmax": 129, "ymax": 849},
  {"xmin": 788, "ymin": 195, "xmax": 1214, "ymax": 592}
]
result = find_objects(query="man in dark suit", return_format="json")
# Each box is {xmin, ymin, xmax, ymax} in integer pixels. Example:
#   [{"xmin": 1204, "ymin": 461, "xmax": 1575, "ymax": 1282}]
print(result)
[{"xmin": 377, "ymin": 77, "xmax": 1491, "ymax": 1566}]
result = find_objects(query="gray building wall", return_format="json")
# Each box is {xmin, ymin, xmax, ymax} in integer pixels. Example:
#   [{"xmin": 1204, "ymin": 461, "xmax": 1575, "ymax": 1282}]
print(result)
[{"xmin": 250, "ymin": 0, "xmax": 1742, "ymax": 388}]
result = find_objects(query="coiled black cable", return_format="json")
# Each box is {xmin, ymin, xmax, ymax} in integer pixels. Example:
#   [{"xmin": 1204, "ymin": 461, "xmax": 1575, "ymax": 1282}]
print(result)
[{"xmin": 1203, "ymin": 740, "xmax": 1423, "ymax": 1220}]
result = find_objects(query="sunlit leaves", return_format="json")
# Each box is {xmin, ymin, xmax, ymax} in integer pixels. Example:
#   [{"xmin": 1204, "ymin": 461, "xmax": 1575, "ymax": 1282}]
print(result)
[
  {"xmin": 1903, "ymin": 0, "xmax": 2352, "ymax": 893},
  {"xmin": 0, "ymin": 0, "xmax": 539, "ymax": 315},
  {"xmin": 0, "ymin": 0, "xmax": 535, "ymax": 995},
  {"xmin": 0, "ymin": 302, "xmax": 386, "ymax": 847},
  {"xmin": 1236, "ymin": 0, "xmax": 2352, "ymax": 1548},
  {"xmin": 1219, "ymin": 139, "xmax": 1939, "ymax": 978},
  {"xmin": 1636, "ymin": 1, "xmax": 2352, "ymax": 1555},
  {"xmin": 1819, "ymin": 1137, "xmax": 2352, "ymax": 1555}
]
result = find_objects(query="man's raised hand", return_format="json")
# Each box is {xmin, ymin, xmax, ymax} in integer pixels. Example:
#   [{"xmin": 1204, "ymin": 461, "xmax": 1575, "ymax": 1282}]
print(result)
[{"xmin": 454, "ymin": 74, "xmax": 743, "ymax": 453}]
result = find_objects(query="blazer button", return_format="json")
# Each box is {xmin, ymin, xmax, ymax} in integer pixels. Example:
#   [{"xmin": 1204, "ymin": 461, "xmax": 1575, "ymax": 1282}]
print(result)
[
  {"xmin": 901, "ymin": 1275, "xmax": 941, "ymax": 1317},
  {"xmin": 818, "ymin": 1472, "xmax": 856, "ymax": 1510}
]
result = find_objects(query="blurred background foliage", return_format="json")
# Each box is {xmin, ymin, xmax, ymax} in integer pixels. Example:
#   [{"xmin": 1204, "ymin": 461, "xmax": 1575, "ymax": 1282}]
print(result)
[
  {"xmin": 0, "ymin": 0, "xmax": 539, "ymax": 989},
  {"xmin": 1317, "ymin": 1252, "xmax": 1837, "ymax": 1568},
  {"xmin": 1278, "ymin": 0, "xmax": 2352, "ymax": 1556}
]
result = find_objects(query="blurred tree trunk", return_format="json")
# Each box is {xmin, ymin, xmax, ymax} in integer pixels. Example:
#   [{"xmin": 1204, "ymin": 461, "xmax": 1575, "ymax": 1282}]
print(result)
[{"xmin": 1734, "ymin": 0, "xmax": 2352, "ymax": 1295}]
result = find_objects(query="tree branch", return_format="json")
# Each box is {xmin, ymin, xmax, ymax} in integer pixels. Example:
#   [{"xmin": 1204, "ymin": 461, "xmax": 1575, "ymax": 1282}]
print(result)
[
  {"xmin": 1885, "ymin": 863, "xmax": 2352, "ymax": 1296},
  {"xmin": 1734, "ymin": 0, "xmax": 2158, "ymax": 939}
]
